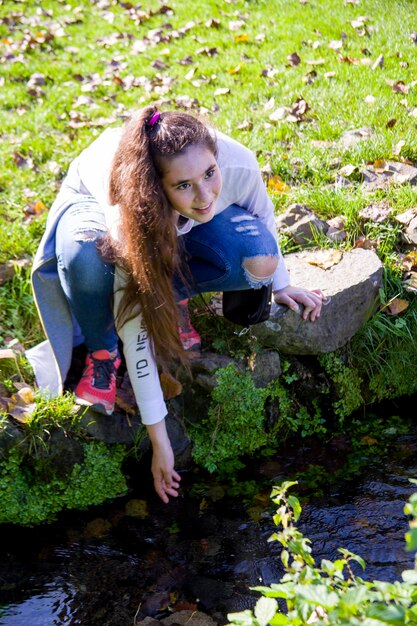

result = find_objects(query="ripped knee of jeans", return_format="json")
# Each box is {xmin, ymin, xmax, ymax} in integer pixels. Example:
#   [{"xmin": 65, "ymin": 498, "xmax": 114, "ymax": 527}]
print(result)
[
  {"xmin": 242, "ymin": 254, "xmax": 278, "ymax": 289},
  {"xmin": 73, "ymin": 229, "xmax": 106, "ymax": 243}
]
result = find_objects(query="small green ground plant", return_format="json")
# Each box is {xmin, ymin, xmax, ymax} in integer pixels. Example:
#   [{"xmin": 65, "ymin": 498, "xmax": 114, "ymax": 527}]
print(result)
[
  {"xmin": 227, "ymin": 481, "xmax": 417, "ymax": 626},
  {"xmin": 190, "ymin": 364, "xmax": 269, "ymax": 473},
  {"xmin": 189, "ymin": 362, "xmax": 329, "ymax": 475},
  {"xmin": 0, "ymin": 441, "xmax": 127, "ymax": 525},
  {"xmin": 0, "ymin": 389, "xmax": 128, "ymax": 525}
]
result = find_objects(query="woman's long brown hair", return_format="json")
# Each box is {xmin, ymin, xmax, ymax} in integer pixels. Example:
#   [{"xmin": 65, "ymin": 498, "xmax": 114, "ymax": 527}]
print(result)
[{"xmin": 108, "ymin": 106, "xmax": 217, "ymax": 370}]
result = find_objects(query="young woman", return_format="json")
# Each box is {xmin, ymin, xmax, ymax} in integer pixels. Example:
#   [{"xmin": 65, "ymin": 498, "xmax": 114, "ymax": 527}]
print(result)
[{"xmin": 30, "ymin": 106, "xmax": 324, "ymax": 502}]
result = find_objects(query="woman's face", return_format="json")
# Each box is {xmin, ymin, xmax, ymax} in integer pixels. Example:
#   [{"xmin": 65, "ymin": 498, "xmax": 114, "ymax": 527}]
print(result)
[{"xmin": 159, "ymin": 144, "xmax": 222, "ymax": 223}]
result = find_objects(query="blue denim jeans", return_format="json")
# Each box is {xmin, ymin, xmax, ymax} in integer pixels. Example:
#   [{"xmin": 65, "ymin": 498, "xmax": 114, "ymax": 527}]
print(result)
[
  {"xmin": 55, "ymin": 198, "xmax": 278, "ymax": 351},
  {"xmin": 175, "ymin": 204, "xmax": 278, "ymax": 299}
]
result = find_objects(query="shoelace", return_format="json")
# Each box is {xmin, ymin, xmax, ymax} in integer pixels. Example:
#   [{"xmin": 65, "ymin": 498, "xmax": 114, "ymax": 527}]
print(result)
[{"xmin": 90, "ymin": 357, "xmax": 115, "ymax": 390}]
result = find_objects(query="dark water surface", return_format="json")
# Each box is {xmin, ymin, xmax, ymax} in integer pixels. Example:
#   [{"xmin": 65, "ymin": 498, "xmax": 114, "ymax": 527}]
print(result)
[{"xmin": 1, "ymin": 416, "xmax": 417, "ymax": 625}]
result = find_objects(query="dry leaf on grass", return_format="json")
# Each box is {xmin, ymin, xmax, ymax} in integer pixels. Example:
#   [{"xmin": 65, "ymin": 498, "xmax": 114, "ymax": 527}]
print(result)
[
  {"xmin": 383, "ymin": 298, "xmax": 409, "ymax": 316},
  {"xmin": 400, "ymin": 251, "xmax": 417, "ymax": 270},
  {"xmin": 339, "ymin": 164, "xmax": 357, "ymax": 177},
  {"xmin": 403, "ymin": 271, "xmax": 417, "ymax": 293},
  {"xmin": 395, "ymin": 208, "xmax": 417, "ymax": 226},
  {"xmin": 391, "ymin": 80, "xmax": 409, "ymax": 94},
  {"xmin": 305, "ymin": 249, "xmax": 343, "ymax": 270},
  {"xmin": 234, "ymin": 34, "xmax": 249, "ymax": 43},
  {"xmin": 359, "ymin": 201, "xmax": 392, "ymax": 223},
  {"xmin": 354, "ymin": 237, "xmax": 378, "ymax": 250},
  {"xmin": 214, "ymin": 87, "xmax": 230, "ymax": 96},
  {"xmin": 267, "ymin": 175, "xmax": 290, "ymax": 194},
  {"xmin": 287, "ymin": 52, "xmax": 301, "ymax": 66}
]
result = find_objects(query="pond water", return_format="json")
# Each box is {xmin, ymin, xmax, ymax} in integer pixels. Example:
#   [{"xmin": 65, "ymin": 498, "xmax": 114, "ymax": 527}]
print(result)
[{"xmin": 0, "ymin": 404, "xmax": 416, "ymax": 625}]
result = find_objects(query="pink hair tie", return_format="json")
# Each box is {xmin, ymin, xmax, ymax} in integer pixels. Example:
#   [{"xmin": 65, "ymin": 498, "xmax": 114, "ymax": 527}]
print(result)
[{"xmin": 147, "ymin": 111, "xmax": 161, "ymax": 127}]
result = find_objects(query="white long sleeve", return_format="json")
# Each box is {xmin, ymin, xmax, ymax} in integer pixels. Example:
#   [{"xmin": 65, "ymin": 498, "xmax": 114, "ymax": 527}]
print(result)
[{"xmin": 113, "ymin": 272, "xmax": 167, "ymax": 425}]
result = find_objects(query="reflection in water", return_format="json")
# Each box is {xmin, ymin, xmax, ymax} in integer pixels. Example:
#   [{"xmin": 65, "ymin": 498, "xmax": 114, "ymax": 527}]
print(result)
[
  {"xmin": 1, "ymin": 579, "xmax": 75, "ymax": 625},
  {"xmin": 0, "ymin": 428, "xmax": 416, "ymax": 625}
]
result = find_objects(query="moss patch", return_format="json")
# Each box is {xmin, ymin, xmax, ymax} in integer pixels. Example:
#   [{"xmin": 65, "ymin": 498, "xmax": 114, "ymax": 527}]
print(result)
[{"xmin": 0, "ymin": 441, "xmax": 127, "ymax": 526}]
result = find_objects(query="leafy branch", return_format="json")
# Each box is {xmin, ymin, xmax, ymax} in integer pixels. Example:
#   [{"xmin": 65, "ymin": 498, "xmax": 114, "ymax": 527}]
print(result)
[{"xmin": 227, "ymin": 481, "xmax": 417, "ymax": 626}]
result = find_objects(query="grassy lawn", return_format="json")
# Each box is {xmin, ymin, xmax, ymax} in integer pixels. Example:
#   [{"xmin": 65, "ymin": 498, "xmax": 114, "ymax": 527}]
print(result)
[{"xmin": 1, "ymin": 0, "xmax": 417, "ymax": 349}]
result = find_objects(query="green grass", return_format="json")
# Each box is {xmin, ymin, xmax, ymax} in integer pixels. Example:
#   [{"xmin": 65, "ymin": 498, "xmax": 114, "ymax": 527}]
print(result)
[{"xmin": 1, "ymin": 0, "xmax": 417, "ymax": 348}]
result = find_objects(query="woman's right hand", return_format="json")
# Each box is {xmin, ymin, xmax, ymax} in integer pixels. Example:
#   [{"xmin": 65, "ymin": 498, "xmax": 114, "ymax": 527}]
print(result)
[{"xmin": 146, "ymin": 419, "xmax": 181, "ymax": 503}]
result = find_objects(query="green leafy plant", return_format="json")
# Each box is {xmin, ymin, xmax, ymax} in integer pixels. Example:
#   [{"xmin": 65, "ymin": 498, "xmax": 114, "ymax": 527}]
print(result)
[
  {"xmin": 227, "ymin": 481, "xmax": 417, "ymax": 626},
  {"xmin": 190, "ymin": 364, "xmax": 269, "ymax": 473},
  {"xmin": 319, "ymin": 352, "xmax": 363, "ymax": 421},
  {"xmin": 190, "ymin": 363, "xmax": 328, "ymax": 475},
  {"xmin": 0, "ymin": 442, "xmax": 127, "ymax": 525}
]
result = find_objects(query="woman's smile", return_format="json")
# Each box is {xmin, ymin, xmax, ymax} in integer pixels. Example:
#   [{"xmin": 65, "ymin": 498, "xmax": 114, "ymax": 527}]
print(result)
[{"xmin": 159, "ymin": 145, "xmax": 222, "ymax": 223}]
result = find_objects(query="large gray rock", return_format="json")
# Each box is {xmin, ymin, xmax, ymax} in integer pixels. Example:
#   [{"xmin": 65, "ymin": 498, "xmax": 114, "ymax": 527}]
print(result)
[{"xmin": 253, "ymin": 248, "xmax": 383, "ymax": 354}]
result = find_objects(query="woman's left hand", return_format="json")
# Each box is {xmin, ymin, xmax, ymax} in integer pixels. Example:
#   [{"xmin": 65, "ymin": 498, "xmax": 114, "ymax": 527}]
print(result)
[
  {"xmin": 146, "ymin": 419, "xmax": 182, "ymax": 503},
  {"xmin": 273, "ymin": 285, "xmax": 327, "ymax": 322}
]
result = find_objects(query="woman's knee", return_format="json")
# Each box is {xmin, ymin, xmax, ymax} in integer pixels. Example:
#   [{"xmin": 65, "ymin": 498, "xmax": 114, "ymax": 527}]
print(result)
[{"xmin": 242, "ymin": 254, "xmax": 278, "ymax": 288}]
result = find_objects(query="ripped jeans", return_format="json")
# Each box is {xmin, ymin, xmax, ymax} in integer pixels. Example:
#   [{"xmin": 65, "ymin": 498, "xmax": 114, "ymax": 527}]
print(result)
[
  {"xmin": 175, "ymin": 204, "xmax": 279, "ymax": 299},
  {"xmin": 55, "ymin": 199, "xmax": 278, "ymax": 352}
]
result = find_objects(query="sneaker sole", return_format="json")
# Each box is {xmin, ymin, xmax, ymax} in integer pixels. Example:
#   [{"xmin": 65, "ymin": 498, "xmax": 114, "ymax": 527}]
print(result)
[{"xmin": 74, "ymin": 395, "xmax": 114, "ymax": 416}]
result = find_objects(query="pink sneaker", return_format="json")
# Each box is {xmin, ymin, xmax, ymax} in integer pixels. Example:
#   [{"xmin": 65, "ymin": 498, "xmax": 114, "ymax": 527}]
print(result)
[
  {"xmin": 178, "ymin": 299, "xmax": 201, "ymax": 351},
  {"xmin": 74, "ymin": 349, "xmax": 121, "ymax": 415}
]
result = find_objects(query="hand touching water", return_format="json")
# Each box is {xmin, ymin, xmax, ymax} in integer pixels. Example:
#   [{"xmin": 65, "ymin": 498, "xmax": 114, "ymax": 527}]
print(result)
[{"xmin": 146, "ymin": 419, "xmax": 181, "ymax": 503}]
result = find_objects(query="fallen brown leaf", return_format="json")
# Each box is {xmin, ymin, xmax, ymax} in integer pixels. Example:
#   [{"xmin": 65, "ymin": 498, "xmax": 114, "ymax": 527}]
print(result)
[
  {"xmin": 400, "ymin": 251, "xmax": 417, "ymax": 271},
  {"xmin": 338, "ymin": 55, "xmax": 361, "ymax": 65},
  {"xmin": 403, "ymin": 271, "xmax": 417, "ymax": 293},
  {"xmin": 236, "ymin": 120, "xmax": 253, "ymax": 131},
  {"xmin": 354, "ymin": 237, "xmax": 378, "ymax": 250},
  {"xmin": 0, "ymin": 348, "xmax": 16, "ymax": 361},
  {"xmin": 383, "ymin": 297, "xmax": 409, "ymax": 316},
  {"xmin": 306, "ymin": 57, "xmax": 325, "ymax": 65},
  {"xmin": 205, "ymin": 18, "xmax": 221, "ymax": 28},
  {"xmin": 214, "ymin": 87, "xmax": 230, "ymax": 96},
  {"xmin": 392, "ymin": 140, "xmax": 405, "ymax": 156},
  {"xmin": 13, "ymin": 151, "xmax": 34, "ymax": 170},
  {"xmin": 359, "ymin": 201, "xmax": 392, "ymax": 223},
  {"xmin": 392, "ymin": 80, "xmax": 409, "ymax": 94},
  {"xmin": 305, "ymin": 248, "xmax": 343, "ymax": 270},
  {"xmin": 339, "ymin": 164, "xmax": 357, "ymax": 177},
  {"xmin": 229, "ymin": 20, "xmax": 246, "ymax": 31},
  {"xmin": 287, "ymin": 52, "xmax": 301, "ymax": 66},
  {"xmin": 371, "ymin": 54, "xmax": 384, "ymax": 69},
  {"xmin": 25, "ymin": 200, "xmax": 48, "ymax": 217},
  {"xmin": 329, "ymin": 40, "xmax": 343, "ymax": 50}
]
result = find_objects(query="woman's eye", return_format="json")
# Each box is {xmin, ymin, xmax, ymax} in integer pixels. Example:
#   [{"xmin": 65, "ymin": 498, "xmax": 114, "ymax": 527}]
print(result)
[
  {"xmin": 177, "ymin": 183, "xmax": 190, "ymax": 190},
  {"xmin": 205, "ymin": 168, "xmax": 215, "ymax": 179}
]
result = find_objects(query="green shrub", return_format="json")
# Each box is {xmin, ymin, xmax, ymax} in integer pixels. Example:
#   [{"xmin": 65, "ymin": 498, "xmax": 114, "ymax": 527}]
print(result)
[
  {"xmin": 227, "ymin": 481, "xmax": 417, "ymax": 626},
  {"xmin": 319, "ymin": 352, "xmax": 363, "ymax": 421},
  {"xmin": 0, "ymin": 442, "xmax": 127, "ymax": 525},
  {"xmin": 190, "ymin": 364, "xmax": 269, "ymax": 473}
]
